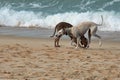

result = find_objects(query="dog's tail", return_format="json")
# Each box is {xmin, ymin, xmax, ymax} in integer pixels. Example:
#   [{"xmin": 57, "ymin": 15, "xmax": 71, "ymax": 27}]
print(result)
[
  {"xmin": 50, "ymin": 27, "xmax": 57, "ymax": 37},
  {"xmin": 97, "ymin": 15, "xmax": 103, "ymax": 26}
]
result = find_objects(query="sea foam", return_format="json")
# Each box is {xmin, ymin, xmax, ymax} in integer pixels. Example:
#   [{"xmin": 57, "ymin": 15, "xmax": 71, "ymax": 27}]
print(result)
[{"xmin": 0, "ymin": 7, "xmax": 120, "ymax": 31}]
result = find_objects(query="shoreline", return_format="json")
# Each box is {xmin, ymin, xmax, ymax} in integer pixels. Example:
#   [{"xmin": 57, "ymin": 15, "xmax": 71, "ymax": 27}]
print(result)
[
  {"xmin": 0, "ymin": 26, "xmax": 120, "ymax": 41},
  {"xmin": 0, "ymin": 34, "xmax": 119, "ymax": 49}
]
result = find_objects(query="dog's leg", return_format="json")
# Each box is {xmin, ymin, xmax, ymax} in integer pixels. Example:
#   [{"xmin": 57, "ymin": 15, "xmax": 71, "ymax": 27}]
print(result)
[
  {"xmin": 71, "ymin": 37, "xmax": 77, "ymax": 47},
  {"xmin": 55, "ymin": 35, "xmax": 62, "ymax": 47},
  {"xmin": 88, "ymin": 29, "xmax": 91, "ymax": 47},
  {"xmin": 94, "ymin": 34, "xmax": 102, "ymax": 47},
  {"xmin": 71, "ymin": 39, "xmax": 76, "ymax": 46},
  {"xmin": 54, "ymin": 37, "xmax": 58, "ymax": 47},
  {"xmin": 90, "ymin": 26, "xmax": 102, "ymax": 47},
  {"xmin": 57, "ymin": 37, "xmax": 60, "ymax": 47},
  {"xmin": 54, "ymin": 37, "xmax": 60, "ymax": 47},
  {"xmin": 75, "ymin": 37, "xmax": 81, "ymax": 49}
]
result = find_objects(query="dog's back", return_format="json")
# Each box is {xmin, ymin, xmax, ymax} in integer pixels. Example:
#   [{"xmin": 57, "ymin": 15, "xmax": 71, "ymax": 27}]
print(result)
[{"xmin": 50, "ymin": 22, "xmax": 73, "ymax": 37}]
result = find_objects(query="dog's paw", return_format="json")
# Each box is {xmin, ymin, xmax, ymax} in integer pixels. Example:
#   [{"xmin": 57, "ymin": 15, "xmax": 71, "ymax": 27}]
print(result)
[
  {"xmin": 99, "ymin": 42, "xmax": 102, "ymax": 47},
  {"xmin": 75, "ymin": 46, "xmax": 79, "ymax": 49}
]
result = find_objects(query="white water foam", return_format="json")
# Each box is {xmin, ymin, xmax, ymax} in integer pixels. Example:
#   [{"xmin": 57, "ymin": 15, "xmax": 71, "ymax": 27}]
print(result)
[{"xmin": 0, "ymin": 7, "xmax": 120, "ymax": 31}]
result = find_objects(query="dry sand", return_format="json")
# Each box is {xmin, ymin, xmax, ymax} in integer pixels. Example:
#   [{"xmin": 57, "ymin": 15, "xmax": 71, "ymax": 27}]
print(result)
[{"xmin": 0, "ymin": 34, "xmax": 120, "ymax": 80}]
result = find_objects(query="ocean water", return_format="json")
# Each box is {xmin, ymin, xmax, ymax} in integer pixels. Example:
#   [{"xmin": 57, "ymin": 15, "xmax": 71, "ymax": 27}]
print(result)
[{"xmin": 0, "ymin": 0, "xmax": 120, "ymax": 31}]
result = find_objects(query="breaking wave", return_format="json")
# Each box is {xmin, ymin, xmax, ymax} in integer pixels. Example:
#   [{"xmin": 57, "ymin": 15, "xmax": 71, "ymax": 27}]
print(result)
[{"xmin": 0, "ymin": 0, "xmax": 120, "ymax": 31}]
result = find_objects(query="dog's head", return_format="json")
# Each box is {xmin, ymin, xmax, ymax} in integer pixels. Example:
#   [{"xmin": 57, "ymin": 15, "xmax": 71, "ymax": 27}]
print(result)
[{"xmin": 81, "ymin": 36, "xmax": 88, "ymax": 48}]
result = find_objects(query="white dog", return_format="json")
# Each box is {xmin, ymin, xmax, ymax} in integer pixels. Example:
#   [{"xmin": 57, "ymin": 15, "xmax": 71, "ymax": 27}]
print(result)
[{"xmin": 56, "ymin": 15, "xmax": 103, "ymax": 48}]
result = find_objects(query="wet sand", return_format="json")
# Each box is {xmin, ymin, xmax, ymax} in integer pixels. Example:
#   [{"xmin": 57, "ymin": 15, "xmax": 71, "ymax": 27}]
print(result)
[{"xmin": 0, "ymin": 27, "xmax": 120, "ymax": 80}]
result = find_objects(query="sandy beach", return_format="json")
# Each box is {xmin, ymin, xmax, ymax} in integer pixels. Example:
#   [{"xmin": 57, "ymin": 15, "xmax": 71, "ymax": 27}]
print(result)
[
  {"xmin": 0, "ymin": 27, "xmax": 120, "ymax": 80},
  {"xmin": 0, "ymin": 0, "xmax": 120, "ymax": 79}
]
